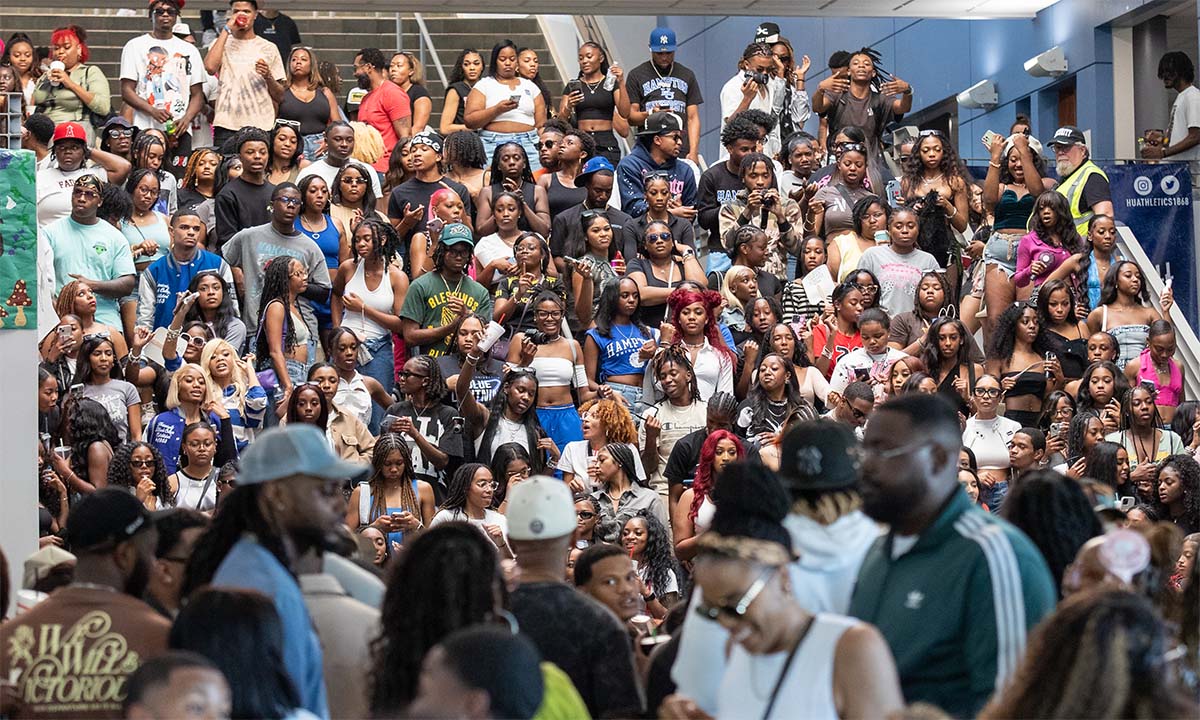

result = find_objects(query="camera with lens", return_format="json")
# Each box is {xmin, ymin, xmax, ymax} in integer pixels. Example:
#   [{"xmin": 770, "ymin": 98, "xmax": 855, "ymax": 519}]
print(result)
[
  {"xmin": 526, "ymin": 330, "xmax": 552, "ymax": 345},
  {"xmin": 761, "ymin": 194, "xmax": 776, "ymax": 208},
  {"xmin": 744, "ymin": 71, "xmax": 770, "ymax": 86}
]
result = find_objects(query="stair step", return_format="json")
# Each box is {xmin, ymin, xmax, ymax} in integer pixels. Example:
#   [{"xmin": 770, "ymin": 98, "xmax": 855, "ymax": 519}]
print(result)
[{"xmin": 1, "ymin": 9, "xmax": 566, "ymax": 118}]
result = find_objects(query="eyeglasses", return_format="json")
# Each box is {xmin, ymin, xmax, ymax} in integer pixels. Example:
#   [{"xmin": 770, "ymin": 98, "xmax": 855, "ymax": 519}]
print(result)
[
  {"xmin": 863, "ymin": 440, "xmax": 933, "ymax": 461},
  {"xmin": 534, "ymin": 310, "xmax": 563, "ymax": 320},
  {"xmin": 576, "ymin": 510, "xmax": 596, "ymax": 519},
  {"xmin": 507, "ymin": 468, "xmax": 531, "ymax": 481},
  {"xmin": 536, "ymin": 140, "xmax": 557, "ymax": 150},
  {"xmin": 274, "ymin": 118, "xmax": 301, "ymax": 130},
  {"xmin": 695, "ymin": 565, "xmax": 778, "ymax": 621},
  {"xmin": 398, "ymin": 370, "xmax": 429, "ymax": 379},
  {"xmin": 275, "ymin": 197, "xmax": 302, "ymax": 207},
  {"xmin": 72, "ymin": 188, "xmax": 99, "ymax": 200},
  {"xmin": 179, "ymin": 333, "xmax": 207, "ymax": 347},
  {"xmin": 839, "ymin": 142, "xmax": 867, "ymax": 154},
  {"xmin": 973, "ymin": 387, "xmax": 1001, "ymax": 398},
  {"xmin": 662, "ymin": 133, "xmax": 683, "ymax": 142},
  {"xmin": 217, "ymin": 477, "xmax": 237, "ymax": 488},
  {"xmin": 106, "ymin": 128, "xmax": 133, "ymax": 139},
  {"xmin": 130, "ymin": 459, "xmax": 156, "ymax": 468},
  {"xmin": 341, "ymin": 177, "xmax": 366, "ymax": 186},
  {"xmin": 152, "ymin": 6, "xmax": 179, "ymax": 16},
  {"xmin": 853, "ymin": 283, "xmax": 878, "ymax": 295},
  {"xmin": 474, "ymin": 480, "xmax": 500, "ymax": 490},
  {"xmin": 289, "ymin": 269, "xmax": 309, "ymax": 278},
  {"xmin": 645, "ymin": 232, "xmax": 672, "ymax": 243}
]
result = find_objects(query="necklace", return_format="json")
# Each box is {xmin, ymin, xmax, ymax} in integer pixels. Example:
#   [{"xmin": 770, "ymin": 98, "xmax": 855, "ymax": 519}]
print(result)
[
  {"xmin": 581, "ymin": 76, "xmax": 603, "ymax": 93},
  {"xmin": 299, "ymin": 215, "xmax": 325, "ymax": 240},
  {"xmin": 441, "ymin": 272, "xmax": 464, "ymax": 296},
  {"xmin": 652, "ymin": 62, "xmax": 674, "ymax": 80},
  {"xmin": 920, "ymin": 173, "xmax": 945, "ymax": 186}
]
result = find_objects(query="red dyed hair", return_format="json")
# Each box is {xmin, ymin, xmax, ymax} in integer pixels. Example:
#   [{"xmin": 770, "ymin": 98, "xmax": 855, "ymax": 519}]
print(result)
[
  {"xmin": 667, "ymin": 286, "xmax": 737, "ymax": 365},
  {"xmin": 426, "ymin": 187, "xmax": 458, "ymax": 222},
  {"xmin": 690, "ymin": 429, "xmax": 745, "ymax": 521},
  {"xmin": 51, "ymin": 26, "xmax": 89, "ymax": 64}
]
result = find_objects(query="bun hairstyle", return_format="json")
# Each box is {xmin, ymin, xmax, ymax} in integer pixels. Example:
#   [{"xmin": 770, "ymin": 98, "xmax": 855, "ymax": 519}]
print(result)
[{"xmin": 700, "ymin": 461, "xmax": 793, "ymax": 565}]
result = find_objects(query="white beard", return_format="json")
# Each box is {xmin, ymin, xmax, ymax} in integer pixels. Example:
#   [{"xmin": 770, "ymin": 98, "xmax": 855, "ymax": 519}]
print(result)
[{"xmin": 1056, "ymin": 158, "xmax": 1076, "ymax": 177}]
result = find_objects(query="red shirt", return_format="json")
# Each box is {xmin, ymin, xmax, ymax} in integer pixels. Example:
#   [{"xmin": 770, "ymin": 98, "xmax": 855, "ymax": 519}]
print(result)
[
  {"xmin": 358, "ymin": 81, "xmax": 412, "ymax": 172},
  {"xmin": 811, "ymin": 323, "xmax": 862, "ymax": 378}
]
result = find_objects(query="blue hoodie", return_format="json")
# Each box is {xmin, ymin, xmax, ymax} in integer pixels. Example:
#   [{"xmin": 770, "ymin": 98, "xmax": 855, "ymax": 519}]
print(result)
[
  {"xmin": 615, "ymin": 142, "xmax": 697, "ymax": 217},
  {"xmin": 136, "ymin": 250, "xmax": 237, "ymax": 330}
]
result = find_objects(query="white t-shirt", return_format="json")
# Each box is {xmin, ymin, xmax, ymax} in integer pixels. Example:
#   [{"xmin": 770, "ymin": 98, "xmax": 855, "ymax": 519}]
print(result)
[
  {"xmin": 119, "ymin": 33, "xmax": 206, "ymax": 131},
  {"xmin": 429, "ymin": 507, "xmax": 509, "ymax": 545},
  {"xmin": 639, "ymin": 400, "xmax": 707, "ymax": 492},
  {"xmin": 473, "ymin": 234, "xmax": 516, "ymax": 284},
  {"xmin": 296, "ymin": 159, "xmax": 384, "ymax": 199},
  {"xmin": 828, "ymin": 346, "xmax": 907, "ymax": 395},
  {"xmin": 557, "ymin": 440, "xmax": 647, "ymax": 484},
  {"xmin": 1168, "ymin": 85, "xmax": 1200, "ymax": 188},
  {"xmin": 36, "ymin": 166, "xmax": 109, "ymax": 228},
  {"xmin": 471, "ymin": 76, "xmax": 539, "ymax": 125}
]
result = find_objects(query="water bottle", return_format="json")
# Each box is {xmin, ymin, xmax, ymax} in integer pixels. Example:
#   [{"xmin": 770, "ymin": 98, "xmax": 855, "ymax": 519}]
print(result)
[
  {"xmin": 603, "ymin": 63, "xmax": 618, "ymax": 91},
  {"xmin": 164, "ymin": 118, "xmax": 177, "ymax": 135}
]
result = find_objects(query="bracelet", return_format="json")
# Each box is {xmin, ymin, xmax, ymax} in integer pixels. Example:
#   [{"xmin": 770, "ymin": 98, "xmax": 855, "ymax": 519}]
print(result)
[
  {"xmin": 464, "ymin": 353, "xmax": 481, "ymax": 365},
  {"xmin": 901, "ymin": 87, "xmax": 913, "ymax": 96},
  {"xmin": 945, "ymin": 207, "xmax": 958, "ymax": 219},
  {"xmin": 989, "ymin": 160, "xmax": 1002, "ymax": 168},
  {"xmin": 165, "ymin": 329, "xmax": 181, "ymax": 342},
  {"xmin": 128, "ymin": 352, "xmax": 143, "ymax": 365},
  {"xmin": 820, "ymin": 348, "xmax": 833, "ymax": 359}
]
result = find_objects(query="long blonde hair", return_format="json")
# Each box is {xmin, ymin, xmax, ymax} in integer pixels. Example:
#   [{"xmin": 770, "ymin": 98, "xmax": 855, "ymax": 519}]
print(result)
[
  {"xmin": 200, "ymin": 339, "xmax": 247, "ymax": 413},
  {"xmin": 721, "ymin": 264, "xmax": 757, "ymax": 314},
  {"xmin": 165, "ymin": 363, "xmax": 213, "ymax": 410}
]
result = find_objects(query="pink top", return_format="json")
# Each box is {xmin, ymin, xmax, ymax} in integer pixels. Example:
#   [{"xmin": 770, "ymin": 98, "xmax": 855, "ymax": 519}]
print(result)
[
  {"xmin": 1013, "ymin": 231, "xmax": 1072, "ymax": 288},
  {"xmin": 1136, "ymin": 347, "xmax": 1183, "ymax": 407}
]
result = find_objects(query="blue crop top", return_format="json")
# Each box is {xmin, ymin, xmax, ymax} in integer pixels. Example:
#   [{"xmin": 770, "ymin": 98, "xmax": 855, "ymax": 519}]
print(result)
[{"xmin": 586, "ymin": 324, "xmax": 656, "ymax": 381}]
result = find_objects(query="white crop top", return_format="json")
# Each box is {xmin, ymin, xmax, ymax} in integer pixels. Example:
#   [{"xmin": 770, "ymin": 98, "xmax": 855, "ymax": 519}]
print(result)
[{"xmin": 473, "ymin": 76, "xmax": 538, "ymax": 126}]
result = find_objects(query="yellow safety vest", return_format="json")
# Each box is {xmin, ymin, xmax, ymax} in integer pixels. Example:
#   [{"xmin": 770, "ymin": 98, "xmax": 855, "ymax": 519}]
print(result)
[{"xmin": 1056, "ymin": 160, "xmax": 1109, "ymax": 235}]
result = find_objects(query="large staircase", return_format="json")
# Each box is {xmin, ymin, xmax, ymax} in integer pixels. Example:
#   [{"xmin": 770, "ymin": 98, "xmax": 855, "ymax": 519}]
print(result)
[{"xmin": 0, "ymin": 10, "xmax": 562, "ymax": 120}]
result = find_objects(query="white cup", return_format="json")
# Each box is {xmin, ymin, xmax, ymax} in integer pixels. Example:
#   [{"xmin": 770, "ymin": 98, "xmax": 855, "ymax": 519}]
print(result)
[
  {"xmin": 49, "ymin": 60, "xmax": 65, "ymax": 86},
  {"xmin": 477, "ymin": 321, "xmax": 506, "ymax": 354}
]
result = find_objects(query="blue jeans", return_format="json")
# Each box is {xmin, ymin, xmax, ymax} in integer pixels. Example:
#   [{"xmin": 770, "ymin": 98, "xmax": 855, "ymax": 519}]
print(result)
[
  {"xmin": 987, "ymin": 480, "xmax": 1009, "ymax": 514},
  {"xmin": 358, "ymin": 334, "xmax": 395, "ymax": 433},
  {"xmin": 480, "ymin": 129, "xmax": 541, "ymax": 172},
  {"xmin": 302, "ymin": 133, "xmax": 324, "ymax": 161}
]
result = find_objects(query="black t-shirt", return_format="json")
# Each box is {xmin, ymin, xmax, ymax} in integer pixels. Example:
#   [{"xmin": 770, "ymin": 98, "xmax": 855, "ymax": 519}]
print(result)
[
  {"xmin": 436, "ymin": 354, "xmax": 503, "ymax": 405},
  {"xmin": 664, "ymin": 427, "xmax": 706, "ymax": 489},
  {"xmin": 1078, "ymin": 174, "xmax": 1112, "ymax": 215},
  {"xmin": 625, "ymin": 60, "xmax": 703, "ymax": 156},
  {"xmin": 509, "ymin": 582, "xmax": 642, "ymax": 718},
  {"xmin": 253, "ymin": 13, "xmax": 301, "ymax": 66},
  {"xmin": 696, "ymin": 162, "xmax": 743, "ymax": 240},
  {"xmin": 214, "ymin": 177, "xmax": 275, "ymax": 253},
  {"xmin": 386, "ymin": 176, "xmax": 473, "ymax": 248},
  {"xmin": 383, "ymin": 399, "xmax": 464, "ymax": 496}
]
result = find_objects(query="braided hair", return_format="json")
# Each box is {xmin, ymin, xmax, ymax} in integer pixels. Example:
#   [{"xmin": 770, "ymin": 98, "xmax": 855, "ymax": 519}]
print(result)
[
  {"xmin": 488, "ymin": 142, "xmax": 535, "ymax": 189},
  {"xmin": 690, "ymin": 429, "xmax": 745, "ymax": 522},
  {"xmin": 180, "ymin": 148, "xmax": 222, "ymax": 194},
  {"xmin": 255, "ymin": 256, "xmax": 299, "ymax": 363},
  {"xmin": 406, "ymin": 355, "xmax": 447, "ymax": 405},
  {"xmin": 442, "ymin": 130, "xmax": 487, "ymax": 170},
  {"xmin": 366, "ymin": 433, "xmax": 420, "ymax": 524},
  {"xmin": 107, "ymin": 440, "xmax": 172, "ymax": 509},
  {"xmin": 476, "ymin": 369, "xmax": 546, "ymax": 473},
  {"xmin": 652, "ymin": 345, "xmax": 701, "ymax": 403},
  {"xmin": 368, "ymin": 523, "xmax": 502, "ymax": 713},
  {"xmin": 130, "ymin": 132, "xmax": 169, "ymax": 188},
  {"xmin": 999, "ymin": 469, "xmax": 1103, "ymax": 595}
]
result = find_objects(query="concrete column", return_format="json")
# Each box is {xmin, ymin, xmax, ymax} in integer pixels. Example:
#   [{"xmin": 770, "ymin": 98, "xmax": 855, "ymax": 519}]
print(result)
[
  {"xmin": 0, "ymin": 329, "xmax": 37, "ymax": 618},
  {"xmin": 1133, "ymin": 16, "xmax": 1170, "ymax": 138},
  {"xmin": 1113, "ymin": 27, "xmax": 1136, "ymax": 159}
]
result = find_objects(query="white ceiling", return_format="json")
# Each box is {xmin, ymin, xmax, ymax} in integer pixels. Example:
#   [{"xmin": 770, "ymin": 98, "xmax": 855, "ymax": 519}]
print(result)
[{"xmin": 49, "ymin": 0, "xmax": 1062, "ymax": 18}]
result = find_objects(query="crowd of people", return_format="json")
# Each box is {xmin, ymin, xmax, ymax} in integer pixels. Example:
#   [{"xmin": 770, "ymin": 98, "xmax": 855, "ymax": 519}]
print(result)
[{"xmin": 3, "ymin": 0, "xmax": 1200, "ymax": 717}]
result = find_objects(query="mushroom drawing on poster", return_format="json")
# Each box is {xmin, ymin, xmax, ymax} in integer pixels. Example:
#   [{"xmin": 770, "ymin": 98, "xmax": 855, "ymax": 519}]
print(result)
[
  {"xmin": 0, "ymin": 149, "xmax": 37, "ymax": 331},
  {"xmin": 7, "ymin": 279, "xmax": 30, "ymax": 326}
]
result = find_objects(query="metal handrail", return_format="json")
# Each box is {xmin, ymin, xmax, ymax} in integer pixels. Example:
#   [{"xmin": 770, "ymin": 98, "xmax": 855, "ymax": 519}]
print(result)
[
  {"xmin": 414, "ymin": 13, "xmax": 448, "ymax": 89},
  {"xmin": 1116, "ymin": 225, "xmax": 1200, "ymax": 401}
]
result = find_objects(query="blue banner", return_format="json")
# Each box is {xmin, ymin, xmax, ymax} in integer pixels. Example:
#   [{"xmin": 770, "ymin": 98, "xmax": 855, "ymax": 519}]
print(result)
[{"xmin": 1107, "ymin": 162, "xmax": 1195, "ymax": 327}]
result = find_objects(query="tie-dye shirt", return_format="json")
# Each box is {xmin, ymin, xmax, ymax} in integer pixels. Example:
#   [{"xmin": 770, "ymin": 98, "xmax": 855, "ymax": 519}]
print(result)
[{"xmin": 212, "ymin": 35, "xmax": 285, "ymax": 131}]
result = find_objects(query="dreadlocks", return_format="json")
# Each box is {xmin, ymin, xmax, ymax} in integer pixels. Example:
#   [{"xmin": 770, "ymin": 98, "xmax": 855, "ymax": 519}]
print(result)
[
  {"xmin": 407, "ymin": 355, "xmax": 448, "ymax": 405},
  {"xmin": 181, "ymin": 148, "xmax": 222, "ymax": 193},
  {"xmin": 652, "ymin": 344, "xmax": 701, "ymax": 403},
  {"xmin": 353, "ymin": 217, "xmax": 404, "ymax": 268}
]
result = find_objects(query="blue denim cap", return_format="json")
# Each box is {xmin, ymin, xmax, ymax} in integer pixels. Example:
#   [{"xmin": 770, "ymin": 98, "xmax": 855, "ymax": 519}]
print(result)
[{"xmin": 238, "ymin": 424, "xmax": 370, "ymax": 485}]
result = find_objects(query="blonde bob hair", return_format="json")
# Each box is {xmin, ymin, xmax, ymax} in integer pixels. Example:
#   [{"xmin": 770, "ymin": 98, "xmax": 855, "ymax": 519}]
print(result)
[{"xmin": 165, "ymin": 363, "xmax": 213, "ymax": 411}]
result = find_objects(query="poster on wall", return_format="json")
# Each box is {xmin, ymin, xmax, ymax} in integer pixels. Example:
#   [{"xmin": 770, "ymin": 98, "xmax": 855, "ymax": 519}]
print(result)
[
  {"xmin": 1107, "ymin": 162, "xmax": 1195, "ymax": 327},
  {"xmin": 0, "ymin": 149, "xmax": 36, "ymax": 330}
]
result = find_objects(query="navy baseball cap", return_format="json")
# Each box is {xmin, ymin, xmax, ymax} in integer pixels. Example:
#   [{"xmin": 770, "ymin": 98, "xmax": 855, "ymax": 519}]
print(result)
[{"xmin": 649, "ymin": 27, "xmax": 677, "ymax": 53}]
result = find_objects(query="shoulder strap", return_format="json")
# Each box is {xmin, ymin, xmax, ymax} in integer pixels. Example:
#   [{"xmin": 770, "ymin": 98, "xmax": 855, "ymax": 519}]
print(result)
[
  {"xmin": 195, "ymin": 468, "xmax": 217, "ymax": 510},
  {"xmin": 359, "ymin": 481, "xmax": 372, "ymax": 526}
]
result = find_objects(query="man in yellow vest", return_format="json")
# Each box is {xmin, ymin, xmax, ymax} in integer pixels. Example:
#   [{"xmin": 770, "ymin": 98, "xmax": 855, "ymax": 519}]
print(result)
[{"xmin": 1048, "ymin": 126, "xmax": 1115, "ymax": 234}]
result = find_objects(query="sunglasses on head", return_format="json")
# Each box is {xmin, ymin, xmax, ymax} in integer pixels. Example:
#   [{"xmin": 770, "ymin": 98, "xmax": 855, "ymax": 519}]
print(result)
[{"xmin": 274, "ymin": 118, "xmax": 301, "ymax": 130}]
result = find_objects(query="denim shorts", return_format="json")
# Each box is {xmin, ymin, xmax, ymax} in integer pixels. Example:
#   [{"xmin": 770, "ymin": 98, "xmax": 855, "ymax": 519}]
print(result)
[
  {"xmin": 982, "ymin": 231, "xmax": 1021, "ymax": 276},
  {"xmin": 301, "ymin": 133, "xmax": 324, "ymax": 161},
  {"xmin": 480, "ymin": 129, "xmax": 541, "ymax": 172}
]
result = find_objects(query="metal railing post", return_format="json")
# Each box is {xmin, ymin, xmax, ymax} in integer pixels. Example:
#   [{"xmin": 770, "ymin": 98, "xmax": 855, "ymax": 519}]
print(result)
[{"xmin": 414, "ymin": 13, "xmax": 449, "ymax": 88}]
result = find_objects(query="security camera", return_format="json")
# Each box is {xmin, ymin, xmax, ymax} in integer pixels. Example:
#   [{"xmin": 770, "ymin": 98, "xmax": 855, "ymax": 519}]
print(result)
[
  {"xmin": 957, "ymin": 80, "xmax": 997, "ymax": 110},
  {"xmin": 1025, "ymin": 46, "xmax": 1067, "ymax": 77}
]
